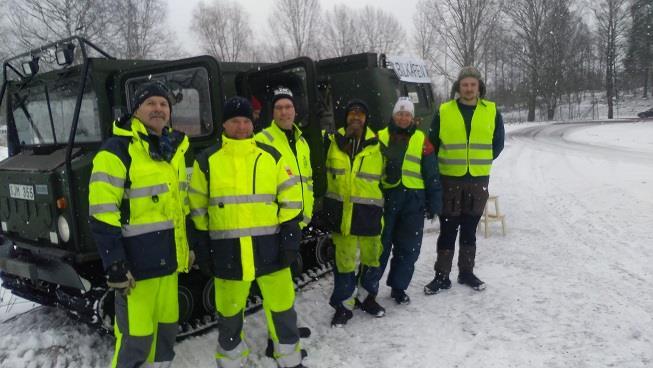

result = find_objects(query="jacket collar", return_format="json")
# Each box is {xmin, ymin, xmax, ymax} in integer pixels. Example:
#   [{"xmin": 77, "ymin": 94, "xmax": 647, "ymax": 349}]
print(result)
[{"xmin": 270, "ymin": 120, "xmax": 303, "ymax": 140}]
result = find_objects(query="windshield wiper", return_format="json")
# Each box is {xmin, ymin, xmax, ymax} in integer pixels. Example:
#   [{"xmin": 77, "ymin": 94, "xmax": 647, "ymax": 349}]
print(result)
[
  {"xmin": 43, "ymin": 85, "xmax": 57, "ymax": 144},
  {"xmin": 13, "ymin": 92, "xmax": 45, "ymax": 144}
]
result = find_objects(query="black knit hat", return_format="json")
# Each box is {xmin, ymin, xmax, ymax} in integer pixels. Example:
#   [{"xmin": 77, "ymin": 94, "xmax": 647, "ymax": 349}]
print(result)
[
  {"xmin": 344, "ymin": 99, "xmax": 369, "ymax": 121},
  {"xmin": 272, "ymin": 87, "xmax": 295, "ymax": 107},
  {"xmin": 222, "ymin": 96, "xmax": 253, "ymax": 123},
  {"xmin": 131, "ymin": 81, "xmax": 173, "ymax": 113}
]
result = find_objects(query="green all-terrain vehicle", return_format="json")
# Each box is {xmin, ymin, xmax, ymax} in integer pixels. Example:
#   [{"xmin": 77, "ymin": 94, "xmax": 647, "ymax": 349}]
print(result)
[{"xmin": 0, "ymin": 37, "xmax": 435, "ymax": 337}]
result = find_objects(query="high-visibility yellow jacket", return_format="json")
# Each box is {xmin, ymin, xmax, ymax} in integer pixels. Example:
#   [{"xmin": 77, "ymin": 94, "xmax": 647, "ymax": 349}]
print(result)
[
  {"xmin": 189, "ymin": 135, "xmax": 303, "ymax": 281},
  {"xmin": 255, "ymin": 121, "xmax": 313, "ymax": 227},
  {"xmin": 323, "ymin": 128, "xmax": 384, "ymax": 236},
  {"xmin": 89, "ymin": 118, "xmax": 191, "ymax": 280},
  {"xmin": 438, "ymin": 99, "xmax": 496, "ymax": 176},
  {"xmin": 377, "ymin": 127, "xmax": 425, "ymax": 189}
]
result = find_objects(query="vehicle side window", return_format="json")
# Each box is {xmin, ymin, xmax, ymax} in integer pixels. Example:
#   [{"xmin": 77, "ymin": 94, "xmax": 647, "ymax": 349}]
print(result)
[{"xmin": 126, "ymin": 67, "xmax": 213, "ymax": 138}]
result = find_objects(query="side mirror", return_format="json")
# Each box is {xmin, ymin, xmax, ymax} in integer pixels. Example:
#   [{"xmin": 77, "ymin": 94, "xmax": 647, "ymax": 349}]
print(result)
[{"xmin": 56, "ymin": 43, "xmax": 75, "ymax": 66}]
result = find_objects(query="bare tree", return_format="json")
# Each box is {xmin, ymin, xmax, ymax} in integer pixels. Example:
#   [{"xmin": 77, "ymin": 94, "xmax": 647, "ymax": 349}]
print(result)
[
  {"xmin": 413, "ymin": 1, "xmax": 440, "ymax": 65},
  {"xmin": 108, "ymin": 0, "xmax": 179, "ymax": 59},
  {"xmin": 191, "ymin": 1, "xmax": 253, "ymax": 62},
  {"xmin": 5, "ymin": 0, "xmax": 177, "ymax": 59},
  {"xmin": 506, "ymin": 0, "xmax": 549, "ymax": 121},
  {"xmin": 322, "ymin": 5, "xmax": 360, "ymax": 57},
  {"xmin": 595, "ymin": 0, "xmax": 629, "ymax": 118},
  {"xmin": 268, "ymin": 0, "xmax": 321, "ymax": 58},
  {"xmin": 539, "ymin": 0, "xmax": 582, "ymax": 120},
  {"xmin": 428, "ymin": 0, "xmax": 502, "ymax": 68},
  {"xmin": 357, "ymin": 6, "xmax": 406, "ymax": 54},
  {"xmin": 6, "ymin": 0, "xmax": 114, "ymax": 49}
]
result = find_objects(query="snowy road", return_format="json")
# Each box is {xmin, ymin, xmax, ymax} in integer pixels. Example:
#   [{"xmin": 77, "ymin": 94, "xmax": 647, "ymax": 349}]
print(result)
[{"xmin": 0, "ymin": 121, "xmax": 652, "ymax": 367}]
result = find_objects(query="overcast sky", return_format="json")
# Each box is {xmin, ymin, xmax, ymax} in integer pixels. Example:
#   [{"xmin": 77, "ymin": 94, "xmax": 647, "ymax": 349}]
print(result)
[{"xmin": 166, "ymin": 0, "xmax": 419, "ymax": 56}]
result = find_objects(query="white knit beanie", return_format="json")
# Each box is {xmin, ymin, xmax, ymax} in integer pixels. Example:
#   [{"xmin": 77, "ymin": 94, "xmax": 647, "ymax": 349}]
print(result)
[{"xmin": 392, "ymin": 97, "xmax": 414, "ymax": 116}]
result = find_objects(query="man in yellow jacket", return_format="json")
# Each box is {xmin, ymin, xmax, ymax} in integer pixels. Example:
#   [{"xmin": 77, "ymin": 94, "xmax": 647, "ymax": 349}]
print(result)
[
  {"xmin": 189, "ymin": 97, "xmax": 306, "ymax": 368},
  {"xmin": 256, "ymin": 87, "xmax": 314, "ymax": 228},
  {"xmin": 89, "ymin": 81, "xmax": 193, "ymax": 367},
  {"xmin": 323, "ymin": 99, "xmax": 385, "ymax": 327},
  {"xmin": 424, "ymin": 66, "xmax": 505, "ymax": 294}
]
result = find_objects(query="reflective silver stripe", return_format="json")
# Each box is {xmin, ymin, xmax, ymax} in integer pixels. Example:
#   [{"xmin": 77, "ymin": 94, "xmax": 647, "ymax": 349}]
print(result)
[
  {"xmin": 438, "ymin": 158, "xmax": 467, "ymax": 165},
  {"xmin": 179, "ymin": 182, "xmax": 188, "ymax": 191},
  {"xmin": 325, "ymin": 192, "xmax": 343, "ymax": 201},
  {"xmin": 122, "ymin": 220, "xmax": 174, "ymax": 237},
  {"xmin": 402, "ymin": 170, "xmax": 423, "ymax": 179},
  {"xmin": 405, "ymin": 154, "xmax": 421, "ymax": 164},
  {"xmin": 301, "ymin": 175, "xmax": 313, "ymax": 183},
  {"xmin": 307, "ymin": 184, "xmax": 314, "ymax": 192},
  {"xmin": 210, "ymin": 225, "xmax": 280, "ymax": 239},
  {"xmin": 302, "ymin": 215, "xmax": 312, "ymax": 224},
  {"xmin": 350, "ymin": 196, "xmax": 384, "ymax": 207},
  {"xmin": 469, "ymin": 143, "xmax": 492, "ymax": 149},
  {"xmin": 125, "ymin": 184, "xmax": 169, "ymax": 199},
  {"xmin": 273, "ymin": 342, "xmax": 302, "ymax": 368},
  {"xmin": 90, "ymin": 172, "xmax": 124, "ymax": 188},
  {"xmin": 279, "ymin": 201, "xmax": 302, "ymax": 209},
  {"xmin": 357, "ymin": 172, "xmax": 381, "ymax": 181},
  {"xmin": 209, "ymin": 194, "xmax": 275, "ymax": 205},
  {"xmin": 89, "ymin": 203, "xmax": 118, "ymax": 215},
  {"xmin": 188, "ymin": 186, "xmax": 206, "ymax": 195},
  {"xmin": 261, "ymin": 129, "xmax": 274, "ymax": 142},
  {"xmin": 327, "ymin": 167, "xmax": 345, "ymax": 175},
  {"xmin": 216, "ymin": 339, "xmax": 248, "ymax": 367},
  {"xmin": 277, "ymin": 176, "xmax": 300, "ymax": 192},
  {"xmin": 441, "ymin": 143, "xmax": 467, "ymax": 150},
  {"xmin": 469, "ymin": 159, "xmax": 493, "ymax": 165},
  {"xmin": 191, "ymin": 208, "xmax": 207, "ymax": 217}
]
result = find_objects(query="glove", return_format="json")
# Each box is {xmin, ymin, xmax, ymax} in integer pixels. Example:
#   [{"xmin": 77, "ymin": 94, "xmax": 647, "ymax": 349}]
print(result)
[
  {"xmin": 281, "ymin": 249, "xmax": 299, "ymax": 267},
  {"xmin": 279, "ymin": 221, "xmax": 301, "ymax": 267},
  {"xmin": 106, "ymin": 261, "xmax": 136, "ymax": 296},
  {"xmin": 188, "ymin": 250, "xmax": 196, "ymax": 269}
]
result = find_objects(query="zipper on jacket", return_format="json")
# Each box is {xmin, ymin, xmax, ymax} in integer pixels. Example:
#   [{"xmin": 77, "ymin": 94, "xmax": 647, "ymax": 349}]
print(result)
[{"xmin": 252, "ymin": 153, "xmax": 262, "ymax": 193}]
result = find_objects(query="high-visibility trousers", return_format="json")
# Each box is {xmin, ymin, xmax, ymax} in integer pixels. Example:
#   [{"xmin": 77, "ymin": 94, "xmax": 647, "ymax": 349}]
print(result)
[
  {"xmin": 214, "ymin": 267, "xmax": 302, "ymax": 368},
  {"xmin": 112, "ymin": 272, "xmax": 178, "ymax": 368}
]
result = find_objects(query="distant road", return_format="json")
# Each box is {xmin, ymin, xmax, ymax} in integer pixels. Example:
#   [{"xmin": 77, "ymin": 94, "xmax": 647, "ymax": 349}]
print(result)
[{"xmin": 509, "ymin": 119, "xmax": 653, "ymax": 164}]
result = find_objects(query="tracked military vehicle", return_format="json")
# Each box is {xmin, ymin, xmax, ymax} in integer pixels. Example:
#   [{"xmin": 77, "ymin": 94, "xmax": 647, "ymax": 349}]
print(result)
[{"xmin": 0, "ymin": 37, "xmax": 435, "ymax": 337}]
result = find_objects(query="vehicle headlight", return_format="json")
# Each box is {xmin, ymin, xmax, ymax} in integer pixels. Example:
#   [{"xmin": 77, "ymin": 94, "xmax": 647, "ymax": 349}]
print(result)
[{"xmin": 57, "ymin": 215, "xmax": 70, "ymax": 243}]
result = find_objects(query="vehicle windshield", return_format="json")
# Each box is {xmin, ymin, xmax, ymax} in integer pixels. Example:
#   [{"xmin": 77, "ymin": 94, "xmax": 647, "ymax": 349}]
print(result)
[{"xmin": 11, "ymin": 78, "xmax": 101, "ymax": 146}]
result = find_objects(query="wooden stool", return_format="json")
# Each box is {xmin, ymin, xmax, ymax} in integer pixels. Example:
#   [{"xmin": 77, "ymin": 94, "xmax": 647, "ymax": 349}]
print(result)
[{"xmin": 479, "ymin": 195, "xmax": 506, "ymax": 238}]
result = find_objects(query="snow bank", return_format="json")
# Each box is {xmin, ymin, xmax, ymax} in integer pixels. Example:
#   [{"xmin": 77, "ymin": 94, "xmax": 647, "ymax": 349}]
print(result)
[{"xmin": 0, "ymin": 123, "xmax": 651, "ymax": 367}]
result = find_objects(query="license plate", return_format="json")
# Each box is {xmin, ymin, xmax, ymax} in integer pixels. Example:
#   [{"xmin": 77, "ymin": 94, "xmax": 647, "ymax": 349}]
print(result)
[{"xmin": 9, "ymin": 184, "xmax": 35, "ymax": 201}]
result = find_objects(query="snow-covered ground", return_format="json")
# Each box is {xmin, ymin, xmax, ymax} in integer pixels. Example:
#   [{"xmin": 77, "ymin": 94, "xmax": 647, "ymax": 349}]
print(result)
[
  {"xmin": 0, "ymin": 121, "xmax": 652, "ymax": 367},
  {"xmin": 502, "ymin": 90, "xmax": 653, "ymax": 122}
]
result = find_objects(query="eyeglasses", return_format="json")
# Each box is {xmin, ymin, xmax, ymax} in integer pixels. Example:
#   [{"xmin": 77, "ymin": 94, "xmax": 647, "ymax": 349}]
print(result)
[{"xmin": 274, "ymin": 103, "xmax": 294, "ymax": 111}]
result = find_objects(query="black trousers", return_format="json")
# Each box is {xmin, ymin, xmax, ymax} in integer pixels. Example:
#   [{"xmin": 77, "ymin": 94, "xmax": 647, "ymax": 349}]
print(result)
[{"xmin": 436, "ymin": 178, "xmax": 489, "ymax": 250}]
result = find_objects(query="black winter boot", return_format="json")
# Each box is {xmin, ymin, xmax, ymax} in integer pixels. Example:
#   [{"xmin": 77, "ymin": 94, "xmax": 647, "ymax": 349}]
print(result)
[
  {"xmin": 423, "ymin": 271, "xmax": 452, "ymax": 295},
  {"xmin": 390, "ymin": 289, "xmax": 411, "ymax": 304},
  {"xmin": 359, "ymin": 295, "xmax": 386, "ymax": 317},
  {"xmin": 331, "ymin": 305, "xmax": 353, "ymax": 327},
  {"xmin": 458, "ymin": 271, "xmax": 486, "ymax": 291},
  {"xmin": 457, "ymin": 246, "xmax": 485, "ymax": 290}
]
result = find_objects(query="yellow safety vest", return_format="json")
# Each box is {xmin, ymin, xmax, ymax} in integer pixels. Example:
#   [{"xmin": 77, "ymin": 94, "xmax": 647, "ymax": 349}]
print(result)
[
  {"xmin": 438, "ymin": 99, "xmax": 496, "ymax": 176},
  {"xmin": 324, "ymin": 128, "xmax": 384, "ymax": 236},
  {"xmin": 377, "ymin": 127, "xmax": 425, "ymax": 189},
  {"xmin": 188, "ymin": 135, "xmax": 303, "ymax": 281},
  {"xmin": 89, "ymin": 118, "xmax": 191, "ymax": 279},
  {"xmin": 256, "ymin": 121, "xmax": 313, "ymax": 227}
]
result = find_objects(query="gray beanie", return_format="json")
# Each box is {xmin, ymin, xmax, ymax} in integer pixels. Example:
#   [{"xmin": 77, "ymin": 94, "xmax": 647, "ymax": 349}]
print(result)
[
  {"xmin": 457, "ymin": 66, "xmax": 482, "ymax": 82},
  {"xmin": 451, "ymin": 66, "xmax": 486, "ymax": 99}
]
